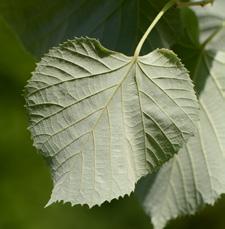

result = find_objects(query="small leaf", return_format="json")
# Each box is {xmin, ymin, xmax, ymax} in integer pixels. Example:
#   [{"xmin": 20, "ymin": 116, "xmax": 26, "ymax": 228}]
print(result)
[
  {"xmin": 25, "ymin": 37, "xmax": 198, "ymax": 207},
  {"xmin": 194, "ymin": 0, "xmax": 225, "ymax": 46}
]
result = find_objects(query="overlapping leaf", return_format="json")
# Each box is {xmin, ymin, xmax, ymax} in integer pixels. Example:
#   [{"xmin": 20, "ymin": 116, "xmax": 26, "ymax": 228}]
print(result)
[
  {"xmin": 25, "ymin": 38, "xmax": 198, "ymax": 207},
  {"xmin": 195, "ymin": 0, "xmax": 225, "ymax": 45},
  {"xmin": 136, "ymin": 1, "xmax": 225, "ymax": 228},
  {"xmin": 0, "ymin": 0, "xmax": 181, "ymax": 57}
]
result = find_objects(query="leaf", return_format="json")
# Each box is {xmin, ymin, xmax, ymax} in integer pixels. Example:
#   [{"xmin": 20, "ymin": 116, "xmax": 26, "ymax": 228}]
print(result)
[
  {"xmin": 136, "ymin": 2, "xmax": 225, "ymax": 228},
  {"xmin": 0, "ymin": 0, "xmax": 182, "ymax": 57},
  {"xmin": 25, "ymin": 37, "xmax": 198, "ymax": 207},
  {"xmin": 194, "ymin": 0, "xmax": 225, "ymax": 46}
]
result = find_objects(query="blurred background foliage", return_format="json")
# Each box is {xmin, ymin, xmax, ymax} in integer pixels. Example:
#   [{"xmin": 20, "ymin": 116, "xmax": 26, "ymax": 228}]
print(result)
[{"xmin": 1, "ymin": 1, "xmax": 225, "ymax": 229}]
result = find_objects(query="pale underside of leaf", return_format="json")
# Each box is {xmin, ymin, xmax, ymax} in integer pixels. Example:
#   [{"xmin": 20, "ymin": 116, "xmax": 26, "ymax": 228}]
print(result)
[
  {"xmin": 194, "ymin": 0, "xmax": 225, "ymax": 49},
  {"xmin": 25, "ymin": 37, "xmax": 198, "ymax": 207}
]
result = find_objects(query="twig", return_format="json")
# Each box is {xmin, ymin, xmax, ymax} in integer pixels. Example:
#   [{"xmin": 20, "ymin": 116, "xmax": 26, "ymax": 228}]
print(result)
[{"xmin": 176, "ymin": 0, "xmax": 214, "ymax": 8}]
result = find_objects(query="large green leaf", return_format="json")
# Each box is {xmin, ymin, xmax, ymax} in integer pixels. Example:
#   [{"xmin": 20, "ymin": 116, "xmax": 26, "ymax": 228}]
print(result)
[
  {"xmin": 0, "ymin": 0, "xmax": 181, "ymax": 57},
  {"xmin": 136, "ymin": 1, "xmax": 225, "ymax": 228},
  {"xmin": 25, "ymin": 38, "xmax": 198, "ymax": 207}
]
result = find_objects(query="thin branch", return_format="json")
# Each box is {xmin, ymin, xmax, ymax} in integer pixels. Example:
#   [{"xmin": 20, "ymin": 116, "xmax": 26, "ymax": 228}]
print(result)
[{"xmin": 176, "ymin": 0, "xmax": 214, "ymax": 8}]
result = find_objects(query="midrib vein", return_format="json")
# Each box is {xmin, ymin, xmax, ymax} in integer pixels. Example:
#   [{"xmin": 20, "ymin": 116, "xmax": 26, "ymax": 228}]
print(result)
[{"xmin": 91, "ymin": 58, "xmax": 135, "ymax": 131}]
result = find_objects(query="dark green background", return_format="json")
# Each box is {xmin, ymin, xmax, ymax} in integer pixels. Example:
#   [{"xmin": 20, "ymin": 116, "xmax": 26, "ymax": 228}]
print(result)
[{"xmin": 1, "ymin": 6, "xmax": 225, "ymax": 229}]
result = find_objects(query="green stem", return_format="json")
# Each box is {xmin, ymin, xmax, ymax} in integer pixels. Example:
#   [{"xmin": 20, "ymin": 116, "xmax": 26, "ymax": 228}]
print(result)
[
  {"xmin": 176, "ymin": 0, "xmax": 214, "ymax": 8},
  {"xmin": 134, "ymin": 0, "xmax": 177, "ymax": 58},
  {"xmin": 133, "ymin": 0, "xmax": 214, "ymax": 58}
]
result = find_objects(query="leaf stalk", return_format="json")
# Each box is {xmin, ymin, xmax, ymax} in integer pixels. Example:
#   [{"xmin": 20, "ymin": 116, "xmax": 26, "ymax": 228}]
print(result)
[
  {"xmin": 134, "ymin": 0, "xmax": 177, "ymax": 58},
  {"xmin": 134, "ymin": 0, "xmax": 215, "ymax": 58}
]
